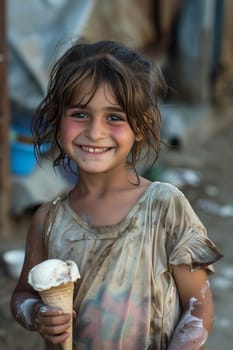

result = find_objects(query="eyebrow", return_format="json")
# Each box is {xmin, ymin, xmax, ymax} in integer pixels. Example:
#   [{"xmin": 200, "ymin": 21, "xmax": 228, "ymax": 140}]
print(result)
[{"xmin": 69, "ymin": 103, "xmax": 124, "ymax": 113}]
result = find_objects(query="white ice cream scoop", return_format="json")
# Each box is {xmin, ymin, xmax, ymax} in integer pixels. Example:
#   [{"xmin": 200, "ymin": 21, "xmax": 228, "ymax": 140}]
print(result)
[{"xmin": 28, "ymin": 259, "xmax": 80, "ymax": 291}]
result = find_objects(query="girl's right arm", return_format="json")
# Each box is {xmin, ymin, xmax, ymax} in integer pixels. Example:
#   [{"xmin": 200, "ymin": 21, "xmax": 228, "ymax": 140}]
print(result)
[
  {"xmin": 11, "ymin": 203, "xmax": 72, "ymax": 345},
  {"xmin": 10, "ymin": 202, "xmax": 51, "ymax": 330}
]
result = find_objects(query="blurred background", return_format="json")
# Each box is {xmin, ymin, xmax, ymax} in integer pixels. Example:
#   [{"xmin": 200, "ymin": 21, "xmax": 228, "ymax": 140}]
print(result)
[{"xmin": 0, "ymin": 0, "xmax": 233, "ymax": 349}]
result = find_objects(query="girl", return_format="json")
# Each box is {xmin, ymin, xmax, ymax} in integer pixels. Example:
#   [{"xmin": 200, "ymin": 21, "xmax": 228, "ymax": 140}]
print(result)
[{"xmin": 11, "ymin": 39, "xmax": 223, "ymax": 350}]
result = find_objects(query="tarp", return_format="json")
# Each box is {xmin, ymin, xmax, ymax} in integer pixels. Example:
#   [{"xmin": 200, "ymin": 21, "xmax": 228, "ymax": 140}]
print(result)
[{"xmin": 8, "ymin": 0, "xmax": 95, "ymax": 110}]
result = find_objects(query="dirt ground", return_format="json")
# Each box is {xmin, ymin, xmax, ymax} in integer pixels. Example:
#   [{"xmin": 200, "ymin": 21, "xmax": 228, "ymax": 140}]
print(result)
[{"xmin": 0, "ymin": 106, "xmax": 233, "ymax": 350}]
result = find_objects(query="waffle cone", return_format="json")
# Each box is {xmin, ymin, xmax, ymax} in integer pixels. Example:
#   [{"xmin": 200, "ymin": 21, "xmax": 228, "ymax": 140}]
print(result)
[{"xmin": 39, "ymin": 281, "xmax": 74, "ymax": 350}]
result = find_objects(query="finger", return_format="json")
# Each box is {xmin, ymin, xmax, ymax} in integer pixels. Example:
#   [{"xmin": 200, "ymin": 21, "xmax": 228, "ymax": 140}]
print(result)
[
  {"xmin": 36, "ymin": 313, "xmax": 71, "ymax": 329},
  {"xmin": 39, "ymin": 305, "xmax": 63, "ymax": 316},
  {"xmin": 42, "ymin": 322, "xmax": 71, "ymax": 336},
  {"xmin": 37, "ymin": 317, "xmax": 71, "ymax": 341},
  {"xmin": 42, "ymin": 331, "xmax": 70, "ymax": 345}
]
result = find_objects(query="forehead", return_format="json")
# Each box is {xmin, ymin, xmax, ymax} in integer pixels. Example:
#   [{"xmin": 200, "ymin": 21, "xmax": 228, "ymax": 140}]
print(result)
[{"xmin": 72, "ymin": 80, "xmax": 118, "ymax": 105}]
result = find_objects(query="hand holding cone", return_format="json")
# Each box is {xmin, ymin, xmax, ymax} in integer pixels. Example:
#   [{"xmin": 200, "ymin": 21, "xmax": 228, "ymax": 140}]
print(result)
[{"xmin": 39, "ymin": 281, "xmax": 74, "ymax": 350}]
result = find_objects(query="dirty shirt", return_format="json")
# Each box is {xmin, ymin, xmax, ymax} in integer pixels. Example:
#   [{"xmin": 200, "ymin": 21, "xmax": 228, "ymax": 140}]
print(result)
[{"xmin": 43, "ymin": 182, "xmax": 222, "ymax": 350}]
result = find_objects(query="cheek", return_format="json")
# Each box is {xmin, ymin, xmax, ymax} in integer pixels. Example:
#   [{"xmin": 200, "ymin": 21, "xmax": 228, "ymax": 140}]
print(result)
[
  {"xmin": 111, "ymin": 125, "xmax": 135, "ymax": 146},
  {"xmin": 59, "ymin": 128, "xmax": 71, "ymax": 149},
  {"xmin": 59, "ymin": 122, "xmax": 75, "ymax": 153},
  {"xmin": 60, "ymin": 127, "xmax": 73, "ymax": 142},
  {"xmin": 59, "ymin": 119, "xmax": 81, "ymax": 143}
]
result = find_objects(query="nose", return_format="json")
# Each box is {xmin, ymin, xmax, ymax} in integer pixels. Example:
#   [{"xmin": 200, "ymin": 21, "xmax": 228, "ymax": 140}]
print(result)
[{"xmin": 86, "ymin": 117, "xmax": 108, "ymax": 141}]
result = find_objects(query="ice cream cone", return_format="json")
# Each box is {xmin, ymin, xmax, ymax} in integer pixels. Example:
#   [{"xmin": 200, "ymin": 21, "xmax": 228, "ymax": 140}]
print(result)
[
  {"xmin": 39, "ymin": 281, "xmax": 74, "ymax": 350},
  {"xmin": 28, "ymin": 259, "xmax": 80, "ymax": 350}
]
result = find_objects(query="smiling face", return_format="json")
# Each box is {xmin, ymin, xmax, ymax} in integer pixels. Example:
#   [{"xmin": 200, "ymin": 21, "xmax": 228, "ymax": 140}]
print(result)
[{"xmin": 60, "ymin": 82, "xmax": 137, "ymax": 176}]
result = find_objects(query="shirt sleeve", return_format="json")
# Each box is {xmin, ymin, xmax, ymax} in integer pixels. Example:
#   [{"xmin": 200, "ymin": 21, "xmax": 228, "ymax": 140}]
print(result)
[{"xmin": 165, "ymin": 186, "xmax": 223, "ymax": 273}]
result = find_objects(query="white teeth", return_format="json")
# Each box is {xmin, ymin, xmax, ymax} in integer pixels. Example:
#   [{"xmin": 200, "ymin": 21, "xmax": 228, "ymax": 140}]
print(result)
[{"xmin": 81, "ymin": 146, "xmax": 109, "ymax": 153}]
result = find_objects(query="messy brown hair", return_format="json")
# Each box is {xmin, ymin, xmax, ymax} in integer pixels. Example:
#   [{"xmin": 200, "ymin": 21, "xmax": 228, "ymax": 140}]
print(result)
[{"xmin": 33, "ymin": 39, "xmax": 167, "ymax": 171}]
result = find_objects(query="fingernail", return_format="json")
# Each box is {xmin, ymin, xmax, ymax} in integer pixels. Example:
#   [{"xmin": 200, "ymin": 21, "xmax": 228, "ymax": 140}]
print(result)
[{"xmin": 39, "ymin": 306, "xmax": 49, "ymax": 313}]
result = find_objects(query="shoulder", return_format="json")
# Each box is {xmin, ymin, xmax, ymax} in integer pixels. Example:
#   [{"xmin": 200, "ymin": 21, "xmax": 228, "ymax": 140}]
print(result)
[
  {"xmin": 25, "ymin": 202, "xmax": 54, "ymax": 248},
  {"xmin": 26, "ymin": 198, "xmax": 65, "ymax": 254},
  {"xmin": 31, "ymin": 196, "xmax": 66, "ymax": 226},
  {"xmin": 146, "ymin": 182, "xmax": 201, "ymax": 226},
  {"xmin": 147, "ymin": 181, "xmax": 185, "ymax": 203},
  {"xmin": 30, "ymin": 201, "xmax": 54, "ymax": 227}
]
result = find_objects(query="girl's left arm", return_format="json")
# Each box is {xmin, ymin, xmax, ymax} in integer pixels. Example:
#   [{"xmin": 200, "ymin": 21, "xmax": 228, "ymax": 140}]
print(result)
[{"xmin": 167, "ymin": 264, "xmax": 214, "ymax": 350}]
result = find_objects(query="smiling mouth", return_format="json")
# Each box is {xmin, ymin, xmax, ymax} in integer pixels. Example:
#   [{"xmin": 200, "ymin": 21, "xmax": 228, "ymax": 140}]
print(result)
[{"xmin": 80, "ymin": 145, "xmax": 112, "ymax": 153}]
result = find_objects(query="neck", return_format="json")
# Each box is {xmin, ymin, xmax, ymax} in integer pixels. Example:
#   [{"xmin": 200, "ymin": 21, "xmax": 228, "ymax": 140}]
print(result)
[{"xmin": 72, "ymin": 168, "xmax": 139, "ymax": 198}]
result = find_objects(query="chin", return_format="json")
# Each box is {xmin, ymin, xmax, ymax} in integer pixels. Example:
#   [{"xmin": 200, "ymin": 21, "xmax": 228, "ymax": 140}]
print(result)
[{"xmin": 81, "ymin": 167, "xmax": 109, "ymax": 174}]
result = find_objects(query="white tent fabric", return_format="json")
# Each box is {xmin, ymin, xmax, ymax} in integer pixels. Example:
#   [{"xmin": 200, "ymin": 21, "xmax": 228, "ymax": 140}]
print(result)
[{"xmin": 8, "ymin": 0, "xmax": 95, "ymax": 110}]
